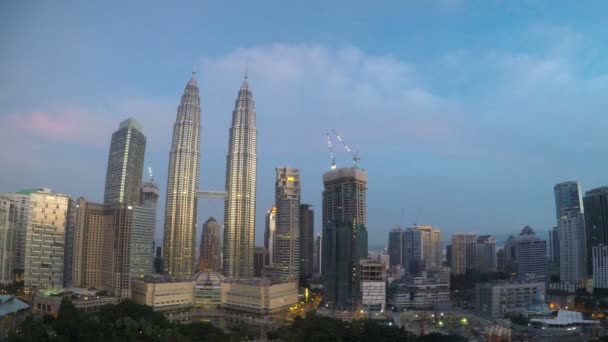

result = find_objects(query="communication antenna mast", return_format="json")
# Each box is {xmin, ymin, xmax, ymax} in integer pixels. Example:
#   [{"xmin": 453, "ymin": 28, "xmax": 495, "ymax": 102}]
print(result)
[
  {"xmin": 331, "ymin": 129, "xmax": 360, "ymax": 167},
  {"xmin": 326, "ymin": 132, "xmax": 336, "ymax": 170}
]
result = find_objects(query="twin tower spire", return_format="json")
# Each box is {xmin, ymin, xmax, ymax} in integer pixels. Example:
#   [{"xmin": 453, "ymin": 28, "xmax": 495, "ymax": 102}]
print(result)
[{"xmin": 163, "ymin": 70, "xmax": 257, "ymax": 277}]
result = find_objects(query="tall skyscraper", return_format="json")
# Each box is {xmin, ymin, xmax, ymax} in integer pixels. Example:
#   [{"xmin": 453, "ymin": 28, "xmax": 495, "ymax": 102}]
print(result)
[
  {"xmin": 102, "ymin": 118, "xmax": 146, "ymax": 298},
  {"xmin": 0, "ymin": 193, "xmax": 31, "ymax": 280},
  {"xmin": 273, "ymin": 167, "xmax": 300, "ymax": 281},
  {"xmin": 264, "ymin": 207, "xmax": 276, "ymax": 264},
  {"xmin": 200, "ymin": 217, "xmax": 221, "ymax": 272},
  {"xmin": 584, "ymin": 187, "xmax": 608, "ymax": 277},
  {"xmin": 388, "ymin": 227, "xmax": 404, "ymax": 268},
  {"xmin": 515, "ymin": 226, "xmax": 548, "ymax": 281},
  {"xmin": 503, "ymin": 235, "xmax": 517, "ymax": 274},
  {"xmin": 163, "ymin": 73, "xmax": 202, "ymax": 277},
  {"xmin": 24, "ymin": 188, "xmax": 72, "ymax": 290},
  {"xmin": 451, "ymin": 233, "xmax": 477, "ymax": 275},
  {"xmin": 416, "ymin": 225, "xmax": 442, "ymax": 268},
  {"xmin": 299, "ymin": 204, "xmax": 314, "ymax": 282},
  {"xmin": 554, "ymin": 181, "xmax": 584, "ymax": 220},
  {"xmin": 72, "ymin": 198, "xmax": 104, "ymax": 287},
  {"xmin": 476, "ymin": 235, "xmax": 497, "ymax": 274},
  {"xmin": 314, "ymin": 234, "xmax": 322, "ymax": 276},
  {"xmin": 322, "ymin": 166, "xmax": 368, "ymax": 309},
  {"xmin": 403, "ymin": 227, "xmax": 424, "ymax": 274},
  {"xmin": 0, "ymin": 196, "xmax": 16, "ymax": 284},
  {"xmin": 129, "ymin": 181, "xmax": 159, "ymax": 278},
  {"xmin": 553, "ymin": 181, "xmax": 586, "ymax": 284},
  {"xmin": 223, "ymin": 75, "xmax": 257, "ymax": 278},
  {"xmin": 548, "ymin": 227, "xmax": 560, "ymax": 276}
]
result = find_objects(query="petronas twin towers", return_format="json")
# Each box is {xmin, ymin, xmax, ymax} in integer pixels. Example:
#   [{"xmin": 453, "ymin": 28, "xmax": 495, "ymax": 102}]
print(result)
[{"xmin": 163, "ymin": 72, "xmax": 257, "ymax": 278}]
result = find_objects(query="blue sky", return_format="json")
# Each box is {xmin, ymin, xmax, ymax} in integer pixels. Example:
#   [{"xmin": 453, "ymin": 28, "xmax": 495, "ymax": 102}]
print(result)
[{"xmin": 3, "ymin": 1, "xmax": 608, "ymax": 247}]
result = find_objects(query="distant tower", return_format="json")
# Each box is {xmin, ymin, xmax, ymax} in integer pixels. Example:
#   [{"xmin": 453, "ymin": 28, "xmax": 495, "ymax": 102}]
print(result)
[
  {"xmin": 200, "ymin": 217, "xmax": 221, "ymax": 272},
  {"xmin": 264, "ymin": 207, "xmax": 277, "ymax": 264},
  {"xmin": 403, "ymin": 227, "xmax": 423, "ymax": 275},
  {"xmin": 223, "ymin": 75, "xmax": 257, "ymax": 278},
  {"xmin": 583, "ymin": 187, "xmax": 608, "ymax": 278},
  {"xmin": 451, "ymin": 233, "xmax": 477, "ymax": 275},
  {"xmin": 130, "ymin": 181, "xmax": 159, "ymax": 277},
  {"xmin": 163, "ymin": 73, "xmax": 202, "ymax": 276},
  {"xmin": 102, "ymin": 118, "xmax": 146, "ymax": 298},
  {"xmin": 322, "ymin": 166, "xmax": 368, "ymax": 309},
  {"xmin": 72, "ymin": 197, "xmax": 104, "ymax": 287},
  {"xmin": 273, "ymin": 167, "xmax": 301, "ymax": 281},
  {"xmin": 516, "ymin": 226, "xmax": 548, "ymax": 281},
  {"xmin": 0, "ymin": 196, "xmax": 16, "ymax": 284},
  {"xmin": 554, "ymin": 181, "xmax": 584, "ymax": 220},
  {"xmin": 388, "ymin": 228, "xmax": 404, "ymax": 268},
  {"xmin": 554, "ymin": 181, "xmax": 586, "ymax": 284},
  {"xmin": 476, "ymin": 235, "xmax": 497, "ymax": 274},
  {"xmin": 299, "ymin": 204, "xmax": 314, "ymax": 283},
  {"xmin": 416, "ymin": 225, "xmax": 442, "ymax": 268}
]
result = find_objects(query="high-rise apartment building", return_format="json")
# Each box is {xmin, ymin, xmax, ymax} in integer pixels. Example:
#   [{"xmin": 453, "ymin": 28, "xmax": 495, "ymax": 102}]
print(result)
[
  {"xmin": 163, "ymin": 73, "xmax": 202, "ymax": 276},
  {"xmin": 314, "ymin": 234, "xmax": 321, "ymax": 276},
  {"xmin": 72, "ymin": 198, "xmax": 104, "ymax": 287},
  {"xmin": 388, "ymin": 228, "xmax": 404, "ymax": 268},
  {"xmin": 515, "ymin": 226, "xmax": 548, "ymax": 281},
  {"xmin": 0, "ymin": 193, "xmax": 31, "ymax": 280},
  {"xmin": 584, "ymin": 187, "xmax": 608, "ymax": 277},
  {"xmin": 451, "ymin": 233, "xmax": 477, "ymax": 275},
  {"xmin": 264, "ymin": 207, "xmax": 276, "ymax": 264},
  {"xmin": 102, "ymin": 118, "xmax": 146, "ymax": 298},
  {"xmin": 25, "ymin": 189, "xmax": 72, "ymax": 290},
  {"xmin": 322, "ymin": 167, "xmax": 367, "ymax": 309},
  {"xmin": 0, "ymin": 196, "xmax": 16, "ymax": 284},
  {"xmin": 299, "ymin": 204, "xmax": 314, "ymax": 282},
  {"xmin": 416, "ymin": 225, "xmax": 442, "ymax": 268},
  {"xmin": 548, "ymin": 227, "xmax": 560, "ymax": 276},
  {"xmin": 273, "ymin": 167, "xmax": 300, "ymax": 282},
  {"xmin": 592, "ymin": 245, "xmax": 608, "ymax": 289},
  {"xmin": 200, "ymin": 217, "xmax": 221, "ymax": 272},
  {"xmin": 403, "ymin": 227, "xmax": 424, "ymax": 274},
  {"xmin": 476, "ymin": 235, "xmax": 497, "ymax": 274},
  {"xmin": 223, "ymin": 76, "xmax": 257, "ymax": 278}
]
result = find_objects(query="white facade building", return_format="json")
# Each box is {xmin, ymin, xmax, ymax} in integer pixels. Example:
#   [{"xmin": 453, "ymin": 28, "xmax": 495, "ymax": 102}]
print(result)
[
  {"xmin": 558, "ymin": 210, "xmax": 587, "ymax": 285},
  {"xmin": 360, "ymin": 259, "xmax": 386, "ymax": 312}
]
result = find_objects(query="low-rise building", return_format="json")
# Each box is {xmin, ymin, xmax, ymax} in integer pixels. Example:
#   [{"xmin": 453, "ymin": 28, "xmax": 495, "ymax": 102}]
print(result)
[
  {"xmin": 475, "ymin": 280, "xmax": 545, "ymax": 319},
  {"xmin": 221, "ymin": 278, "xmax": 298, "ymax": 315},
  {"xmin": 387, "ymin": 267, "xmax": 450, "ymax": 310},
  {"xmin": 0, "ymin": 295, "xmax": 29, "ymax": 339},
  {"xmin": 33, "ymin": 290, "xmax": 117, "ymax": 316},
  {"xmin": 360, "ymin": 259, "xmax": 386, "ymax": 312},
  {"xmin": 531, "ymin": 310, "xmax": 598, "ymax": 329},
  {"xmin": 194, "ymin": 271, "xmax": 223, "ymax": 309},
  {"xmin": 131, "ymin": 275, "xmax": 195, "ymax": 323}
]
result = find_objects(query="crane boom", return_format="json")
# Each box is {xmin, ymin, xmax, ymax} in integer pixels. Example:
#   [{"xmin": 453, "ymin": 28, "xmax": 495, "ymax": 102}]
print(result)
[
  {"xmin": 331, "ymin": 129, "xmax": 360, "ymax": 166},
  {"xmin": 326, "ymin": 132, "xmax": 336, "ymax": 169}
]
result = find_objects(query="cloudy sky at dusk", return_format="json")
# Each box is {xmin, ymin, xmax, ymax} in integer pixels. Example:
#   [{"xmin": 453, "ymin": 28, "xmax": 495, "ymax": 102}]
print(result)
[{"xmin": 3, "ymin": 1, "xmax": 608, "ymax": 247}]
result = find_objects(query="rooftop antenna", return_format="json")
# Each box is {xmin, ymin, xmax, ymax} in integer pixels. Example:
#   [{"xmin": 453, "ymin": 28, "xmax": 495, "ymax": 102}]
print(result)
[{"xmin": 245, "ymin": 62, "xmax": 248, "ymax": 79}]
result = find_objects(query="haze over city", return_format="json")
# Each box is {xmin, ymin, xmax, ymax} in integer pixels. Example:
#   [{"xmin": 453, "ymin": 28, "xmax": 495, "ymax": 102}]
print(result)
[{"xmin": 4, "ymin": 1, "xmax": 608, "ymax": 247}]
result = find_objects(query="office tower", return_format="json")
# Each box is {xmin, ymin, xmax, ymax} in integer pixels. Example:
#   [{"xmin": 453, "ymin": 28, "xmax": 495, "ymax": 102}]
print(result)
[
  {"xmin": 558, "ymin": 210, "xmax": 586, "ymax": 284},
  {"xmin": 416, "ymin": 225, "xmax": 442, "ymax": 268},
  {"xmin": 154, "ymin": 245, "xmax": 163, "ymax": 274},
  {"xmin": 592, "ymin": 245, "xmax": 608, "ymax": 289},
  {"xmin": 299, "ymin": 204, "xmax": 314, "ymax": 282},
  {"xmin": 129, "ymin": 181, "xmax": 159, "ymax": 278},
  {"xmin": 388, "ymin": 228, "xmax": 404, "ymax": 268},
  {"xmin": 273, "ymin": 167, "xmax": 300, "ymax": 282},
  {"xmin": 322, "ymin": 167, "xmax": 368, "ymax": 309},
  {"xmin": 403, "ymin": 227, "xmax": 424, "ymax": 274},
  {"xmin": 548, "ymin": 227, "xmax": 560, "ymax": 276},
  {"xmin": 515, "ymin": 226, "xmax": 548, "ymax": 281},
  {"xmin": 264, "ymin": 207, "xmax": 276, "ymax": 264},
  {"xmin": 0, "ymin": 193, "xmax": 30, "ymax": 280},
  {"xmin": 223, "ymin": 75, "xmax": 257, "ymax": 278},
  {"xmin": 451, "ymin": 233, "xmax": 477, "ymax": 275},
  {"xmin": 584, "ymin": 187, "xmax": 608, "ymax": 277},
  {"xmin": 72, "ymin": 198, "xmax": 104, "ymax": 287},
  {"xmin": 504, "ymin": 235, "xmax": 517, "ymax": 274},
  {"xmin": 253, "ymin": 247, "xmax": 269, "ymax": 277},
  {"xmin": 554, "ymin": 181, "xmax": 583, "ymax": 220},
  {"xmin": 446, "ymin": 245, "xmax": 452, "ymax": 268},
  {"xmin": 476, "ymin": 235, "xmax": 497, "ymax": 274},
  {"xmin": 141, "ymin": 181, "xmax": 160, "ymax": 209},
  {"xmin": 163, "ymin": 73, "xmax": 202, "ymax": 277},
  {"xmin": 0, "ymin": 196, "xmax": 16, "ymax": 284},
  {"xmin": 24, "ymin": 189, "xmax": 71, "ymax": 290},
  {"xmin": 200, "ymin": 217, "xmax": 221, "ymax": 272},
  {"xmin": 314, "ymin": 234, "xmax": 322, "ymax": 276},
  {"xmin": 102, "ymin": 118, "xmax": 146, "ymax": 298},
  {"xmin": 496, "ymin": 248, "xmax": 505, "ymax": 272}
]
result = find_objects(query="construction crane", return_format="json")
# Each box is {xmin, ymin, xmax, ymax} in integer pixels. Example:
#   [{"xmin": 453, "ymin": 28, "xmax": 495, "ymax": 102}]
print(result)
[
  {"xmin": 331, "ymin": 129, "xmax": 360, "ymax": 167},
  {"xmin": 326, "ymin": 132, "xmax": 336, "ymax": 170}
]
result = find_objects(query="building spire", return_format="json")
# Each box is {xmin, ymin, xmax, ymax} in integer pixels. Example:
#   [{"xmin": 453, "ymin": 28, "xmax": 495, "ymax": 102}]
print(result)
[
  {"xmin": 244, "ymin": 63, "xmax": 248, "ymax": 79},
  {"xmin": 188, "ymin": 71, "xmax": 197, "ymax": 86}
]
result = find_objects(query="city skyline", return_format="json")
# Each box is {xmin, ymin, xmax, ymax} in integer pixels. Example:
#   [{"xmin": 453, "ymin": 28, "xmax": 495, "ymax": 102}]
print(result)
[{"xmin": 7, "ymin": 2, "xmax": 608, "ymax": 246}]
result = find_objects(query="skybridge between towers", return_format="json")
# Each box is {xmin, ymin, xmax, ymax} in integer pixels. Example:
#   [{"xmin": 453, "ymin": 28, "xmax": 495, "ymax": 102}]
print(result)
[{"xmin": 197, "ymin": 191, "xmax": 227, "ymax": 199}]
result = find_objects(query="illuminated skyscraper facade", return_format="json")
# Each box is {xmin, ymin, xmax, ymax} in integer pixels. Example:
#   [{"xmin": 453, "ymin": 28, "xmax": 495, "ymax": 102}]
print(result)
[
  {"xmin": 273, "ymin": 167, "xmax": 300, "ymax": 281},
  {"xmin": 223, "ymin": 76, "xmax": 257, "ymax": 278},
  {"xmin": 163, "ymin": 73, "xmax": 201, "ymax": 276}
]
